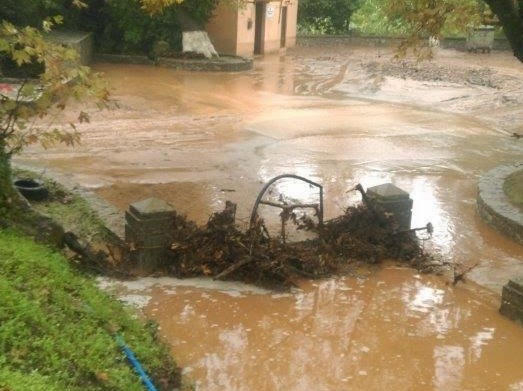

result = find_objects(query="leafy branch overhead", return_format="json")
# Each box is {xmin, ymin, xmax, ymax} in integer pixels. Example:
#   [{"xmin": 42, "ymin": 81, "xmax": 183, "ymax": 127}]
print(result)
[
  {"xmin": 386, "ymin": 0, "xmax": 483, "ymax": 59},
  {"xmin": 0, "ymin": 14, "xmax": 109, "ymax": 214},
  {"xmin": 380, "ymin": 0, "xmax": 523, "ymax": 62},
  {"xmin": 140, "ymin": 0, "xmax": 185, "ymax": 15},
  {"xmin": 0, "ymin": 17, "xmax": 109, "ymax": 155}
]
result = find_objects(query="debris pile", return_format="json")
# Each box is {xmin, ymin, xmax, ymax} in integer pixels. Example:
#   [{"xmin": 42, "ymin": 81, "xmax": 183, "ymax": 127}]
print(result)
[
  {"xmin": 61, "ymin": 176, "xmax": 443, "ymax": 289},
  {"xmin": 161, "ymin": 200, "xmax": 433, "ymax": 288}
]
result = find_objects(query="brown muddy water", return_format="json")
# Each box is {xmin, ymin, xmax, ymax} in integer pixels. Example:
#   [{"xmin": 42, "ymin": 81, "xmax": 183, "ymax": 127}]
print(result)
[
  {"xmin": 18, "ymin": 46, "xmax": 523, "ymax": 389},
  {"xmin": 100, "ymin": 265, "xmax": 523, "ymax": 390}
]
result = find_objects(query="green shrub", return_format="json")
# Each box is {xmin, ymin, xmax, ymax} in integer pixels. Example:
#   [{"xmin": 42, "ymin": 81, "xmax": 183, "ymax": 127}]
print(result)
[
  {"xmin": 0, "ymin": 0, "xmax": 220, "ymax": 55},
  {"xmin": 92, "ymin": 0, "xmax": 219, "ymax": 55},
  {"xmin": 298, "ymin": 0, "xmax": 364, "ymax": 34}
]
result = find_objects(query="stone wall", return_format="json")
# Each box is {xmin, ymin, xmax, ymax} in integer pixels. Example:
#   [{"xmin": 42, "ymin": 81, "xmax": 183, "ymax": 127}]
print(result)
[
  {"xmin": 157, "ymin": 56, "xmax": 253, "ymax": 72},
  {"xmin": 95, "ymin": 54, "xmax": 155, "ymax": 66},
  {"xmin": 95, "ymin": 53, "xmax": 253, "ymax": 72},
  {"xmin": 297, "ymin": 34, "xmax": 511, "ymax": 52},
  {"xmin": 477, "ymin": 165, "xmax": 523, "ymax": 246}
]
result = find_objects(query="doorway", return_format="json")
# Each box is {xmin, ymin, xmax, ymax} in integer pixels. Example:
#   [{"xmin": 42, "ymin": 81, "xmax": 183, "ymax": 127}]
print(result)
[
  {"xmin": 280, "ymin": 6, "xmax": 287, "ymax": 48},
  {"xmin": 254, "ymin": 1, "xmax": 266, "ymax": 54}
]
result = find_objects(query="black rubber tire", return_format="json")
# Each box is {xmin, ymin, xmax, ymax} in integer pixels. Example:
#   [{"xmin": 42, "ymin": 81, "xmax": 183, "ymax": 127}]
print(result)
[{"xmin": 14, "ymin": 179, "xmax": 49, "ymax": 201}]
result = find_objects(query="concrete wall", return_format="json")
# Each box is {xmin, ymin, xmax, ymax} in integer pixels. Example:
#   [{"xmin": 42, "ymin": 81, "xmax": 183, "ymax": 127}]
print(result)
[
  {"xmin": 236, "ymin": 3, "xmax": 256, "ymax": 57},
  {"xmin": 286, "ymin": 0, "xmax": 298, "ymax": 47},
  {"xmin": 262, "ymin": 1, "xmax": 299, "ymax": 54}
]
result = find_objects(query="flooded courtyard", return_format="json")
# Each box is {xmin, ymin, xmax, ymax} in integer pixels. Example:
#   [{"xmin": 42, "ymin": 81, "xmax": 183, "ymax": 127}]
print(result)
[{"xmin": 17, "ymin": 44, "xmax": 523, "ymax": 389}]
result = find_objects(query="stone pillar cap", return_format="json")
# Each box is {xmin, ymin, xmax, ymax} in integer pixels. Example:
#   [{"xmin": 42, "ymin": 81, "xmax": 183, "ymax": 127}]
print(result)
[
  {"xmin": 367, "ymin": 183, "xmax": 410, "ymax": 201},
  {"xmin": 129, "ymin": 197, "xmax": 175, "ymax": 219},
  {"xmin": 509, "ymin": 277, "xmax": 523, "ymax": 291}
]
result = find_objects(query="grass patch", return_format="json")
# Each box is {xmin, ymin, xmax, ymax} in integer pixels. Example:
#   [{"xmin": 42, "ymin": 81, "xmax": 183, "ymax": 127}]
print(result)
[
  {"xmin": 0, "ymin": 229, "xmax": 181, "ymax": 390},
  {"xmin": 504, "ymin": 169, "xmax": 523, "ymax": 212},
  {"xmin": 12, "ymin": 168, "xmax": 108, "ymax": 242}
]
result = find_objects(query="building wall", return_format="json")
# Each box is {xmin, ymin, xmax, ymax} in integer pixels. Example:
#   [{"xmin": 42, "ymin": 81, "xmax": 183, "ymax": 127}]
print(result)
[
  {"xmin": 206, "ymin": 0, "xmax": 299, "ymax": 57},
  {"xmin": 205, "ymin": 2, "xmax": 238, "ymax": 55},
  {"xmin": 259, "ymin": 1, "xmax": 299, "ymax": 54},
  {"xmin": 285, "ymin": 0, "xmax": 298, "ymax": 47},
  {"xmin": 236, "ymin": 3, "xmax": 256, "ymax": 57}
]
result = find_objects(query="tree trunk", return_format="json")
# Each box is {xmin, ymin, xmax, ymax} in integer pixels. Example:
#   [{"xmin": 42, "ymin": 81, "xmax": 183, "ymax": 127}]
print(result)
[
  {"xmin": 485, "ymin": 0, "xmax": 523, "ymax": 62},
  {"xmin": 0, "ymin": 142, "xmax": 17, "ymax": 219}
]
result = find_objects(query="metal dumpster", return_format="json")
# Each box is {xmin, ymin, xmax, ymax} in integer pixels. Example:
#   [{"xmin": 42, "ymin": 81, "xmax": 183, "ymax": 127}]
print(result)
[{"xmin": 466, "ymin": 26, "xmax": 495, "ymax": 53}]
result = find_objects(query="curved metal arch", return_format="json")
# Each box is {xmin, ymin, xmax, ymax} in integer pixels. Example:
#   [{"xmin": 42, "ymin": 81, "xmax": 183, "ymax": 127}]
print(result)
[{"xmin": 249, "ymin": 174, "xmax": 324, "ymax": 230}]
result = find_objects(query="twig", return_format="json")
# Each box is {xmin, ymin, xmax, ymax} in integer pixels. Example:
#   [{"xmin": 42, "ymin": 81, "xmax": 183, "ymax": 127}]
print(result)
[{"xmin": 214, "ymin": 257, "xmax": 253, "ymax": 281}]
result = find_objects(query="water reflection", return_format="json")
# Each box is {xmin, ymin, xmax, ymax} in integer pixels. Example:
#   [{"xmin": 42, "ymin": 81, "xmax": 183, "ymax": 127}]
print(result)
[
  {"xmin": 86, "ymin": 267, "xmax": 521, "ymax": 390},
  {"xmin": 433, "ymin": 345, "xmax": 465, "ymax": 391},
  {"xmin": 407, "ymin": 285, "xmax": 445, "ymax": 314},
  {"xmin": 469, "ymin": 327, "xmax": 495, "ymax": 362}
]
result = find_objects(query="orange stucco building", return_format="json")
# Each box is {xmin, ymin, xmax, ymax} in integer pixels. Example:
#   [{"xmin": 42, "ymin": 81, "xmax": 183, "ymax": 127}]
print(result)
[{"xmin": 206, "ymin": 0, "xmax": 298, "ymax": 57}]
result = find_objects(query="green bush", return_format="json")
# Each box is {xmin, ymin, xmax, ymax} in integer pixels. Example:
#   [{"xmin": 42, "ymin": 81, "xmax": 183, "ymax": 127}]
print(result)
[
  {"xmin": 92, "ymin": 0, "xmax": 220, "ymax": 54},
  {"xmin": 351, "ymin": 0, "xmax": 410, "ymax": 36},
  {"xmin": 88, "ymin": 0, "xmax": 181, "ymax": 54},
  {"xmin": 0, "ymin": 0, "xmax": 220, "ymax": 55},
  {"xmin": 298, "ymin": 0, "xmax": 364, "ymax": 34},
  {"xmin": 0, "ymin": 229, "xmax": 180, "ymax": 390},
  {"xmin": 351, "ymin": 0, "xmax": 485, "ymax": 38}
]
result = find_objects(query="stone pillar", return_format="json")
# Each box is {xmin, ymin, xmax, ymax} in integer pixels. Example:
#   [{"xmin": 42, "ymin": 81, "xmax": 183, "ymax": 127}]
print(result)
[
  {"xmin": 366, "ymin": 183, "xmax": 413, "ymax": 231},
  {"xmin": 125, "ymin": 198, "xmax": 175, "ymax": 271},
  {"xmin": 500, "ymin": 278, "xmax": 523, "ymax": 325}
]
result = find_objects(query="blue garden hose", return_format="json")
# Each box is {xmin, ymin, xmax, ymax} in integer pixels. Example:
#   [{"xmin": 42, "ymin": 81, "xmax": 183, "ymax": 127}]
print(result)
[{"xmin": 116, "ymin": 335, "xmax": 158, "ymax": 391}]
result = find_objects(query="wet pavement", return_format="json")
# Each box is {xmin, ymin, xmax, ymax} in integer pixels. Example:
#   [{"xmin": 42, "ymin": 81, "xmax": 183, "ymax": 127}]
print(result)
[{"xmin": 17, "ymin": 45, "xmax": 523, "ymax": 389}]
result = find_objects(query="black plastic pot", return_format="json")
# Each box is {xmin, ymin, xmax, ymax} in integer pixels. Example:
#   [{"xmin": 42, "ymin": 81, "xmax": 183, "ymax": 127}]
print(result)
[{"xmin": 14, "ymin": 179, "xmax": 48, "ymax": 201}]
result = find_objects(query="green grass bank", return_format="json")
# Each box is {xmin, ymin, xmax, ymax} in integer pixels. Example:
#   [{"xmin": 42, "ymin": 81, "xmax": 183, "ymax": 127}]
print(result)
[{"xmin": 0, "ymin": 229, "xmax": 181, "ymax": 390}]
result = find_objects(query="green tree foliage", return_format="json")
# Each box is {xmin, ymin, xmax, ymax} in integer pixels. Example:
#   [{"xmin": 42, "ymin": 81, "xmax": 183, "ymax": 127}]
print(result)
[
  {"xmin": 0, "ymin": 0, "xmax": 221, "ymax": 55},
  {"xmin": 351, "ymin": 0, "xmax": 411, "ymax": 36},
  {"xmin": 298, "ymin": 0, "xmax": 364, "ymax": 34},
  {"xmin": 92, "ymin": 0, "xmax": 219, "ymax": 54},
  {"xmin": 0, "ymin": 16, "xmax": 109, "ymax": 217},
  {"xmin": 372, "ymin": 0, "xmax": 523, "ymax": 62},
  {"xmin": 88, "ymin": 0, "xmax": 184, "ymax": 54},
  {"xmin": 384, "ymin": 0, "xmax": 483, "ymax": 58},
  {"xmin": 352, "ymin": 0, "xmax": 485, "ymax": 37},
  {"xmin": 483, "ymin": 0, "xmax": 523, "ymax": 61}
]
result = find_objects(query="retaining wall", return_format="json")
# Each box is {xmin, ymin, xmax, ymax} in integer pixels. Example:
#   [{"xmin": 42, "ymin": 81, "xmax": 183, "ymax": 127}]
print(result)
[
  {"xmin": 477, "ymin": 164, "xmax": 523, "ymax": 246},
  {"xmin": 95, "ymin": 53, "xmax": 253, "ymax": 72},
  {"xmin": 297, "ymin": 35, "xmax": 511, "ymax": 52}
]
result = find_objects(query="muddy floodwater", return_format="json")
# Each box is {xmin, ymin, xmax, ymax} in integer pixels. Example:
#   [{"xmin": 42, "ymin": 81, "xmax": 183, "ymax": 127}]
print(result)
[
  {"xmin": 101, "ymin": 265, "xmax": 523, "ymax": 390},
  {"xmin": 18, "ymin": 45, "xmax": 523, "ymax": 389}
]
